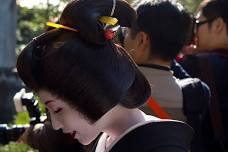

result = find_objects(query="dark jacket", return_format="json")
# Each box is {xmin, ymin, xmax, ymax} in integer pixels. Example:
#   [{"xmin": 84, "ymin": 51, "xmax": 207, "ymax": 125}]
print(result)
[{"xmin": 180, "ymin": 49, "xmax": 228, "ymax": 152}]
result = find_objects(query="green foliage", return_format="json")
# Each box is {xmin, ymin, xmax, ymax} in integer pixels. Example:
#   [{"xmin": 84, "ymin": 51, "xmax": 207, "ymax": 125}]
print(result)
[
  {"xmin": 0, "ymin": 142, "xmax": 38, "ymax": 152},
  {"xmin": 14, "ymin": 112, "xmax": 30, "ymax": 125},
  {"xmin": 38, "ymin": 101, "xmax": 46, "ymax": 115},
  {"xmin": 179, "ymin": 0, "xmax": 202, "ymax": 12},
  {"xmin": 17, "ymin": 4, "xmax": 62, "ymax": 54}
]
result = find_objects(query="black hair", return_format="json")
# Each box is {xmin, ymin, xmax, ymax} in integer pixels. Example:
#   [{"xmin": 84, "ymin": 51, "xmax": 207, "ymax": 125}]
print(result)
[
  {"xmin": 200, "ymin": 0, "xmax": 228, "ymax": 28},
  {"xmin": 131, "ymin": 0, "xmax": 193, "ymax": 61},
  {"xmin": 16, "ymin": 0, "xmax": 151, "ymax": 123}
]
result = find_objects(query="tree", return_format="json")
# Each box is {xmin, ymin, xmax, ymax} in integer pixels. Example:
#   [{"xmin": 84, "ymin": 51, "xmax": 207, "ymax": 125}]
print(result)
[
  {"xmin": 17, "ymin": 2, "xmax": 63, "ymax": 53},
  {"xmin": 179, "ymin": 0, "xmax": 202, "ymax": 12}
]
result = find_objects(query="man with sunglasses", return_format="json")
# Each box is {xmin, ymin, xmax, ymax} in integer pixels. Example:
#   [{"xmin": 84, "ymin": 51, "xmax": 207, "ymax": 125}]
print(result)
[{"xmin": 180, "ymin": 0, "xmax": 228, "ymax": 151}]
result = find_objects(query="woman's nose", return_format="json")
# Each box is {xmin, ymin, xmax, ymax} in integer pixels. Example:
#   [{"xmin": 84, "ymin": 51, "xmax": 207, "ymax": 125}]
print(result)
[{"xmin": 50, "ymin": 115, "xmax": 63, "ymax": 130}]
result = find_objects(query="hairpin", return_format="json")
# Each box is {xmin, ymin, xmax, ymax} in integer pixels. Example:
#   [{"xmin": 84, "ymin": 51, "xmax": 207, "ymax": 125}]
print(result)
[
  {"xmin": 110, "ymin": 0, "xmax": 116, "ymax": 16},
  {"xmin": 101, "ymin": 0, "xmax": 119, "ymax": 40},
  {"xmin": 46, "ymin": 0, "xmax": 119, "ymax": 40},
  {"xmin": 46, "ymin": 16, "xmax": 118, "ymax": 32},
  {"xmin": 46, "ymin": 22, "xmax": 78, "ymax": 32}
]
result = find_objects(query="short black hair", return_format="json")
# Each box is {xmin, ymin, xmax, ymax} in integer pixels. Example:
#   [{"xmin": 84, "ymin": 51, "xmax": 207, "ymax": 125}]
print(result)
[
  {"xmin": 16, "ymin": 0, "xmax": 151, "ymax": 123},
  {"xmin": 131, "ymin": 0, "xmax": 193, "ymax": 61},
  {"xmin": 201, "ymin": 0, "xmax": 228, "ymax": 28}
]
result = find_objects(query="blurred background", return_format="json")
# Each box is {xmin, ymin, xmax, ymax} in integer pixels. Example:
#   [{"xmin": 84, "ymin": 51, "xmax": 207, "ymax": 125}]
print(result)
[{"xmin": 0, "ymin": 0, "xmax": 202, "ymax": 151}]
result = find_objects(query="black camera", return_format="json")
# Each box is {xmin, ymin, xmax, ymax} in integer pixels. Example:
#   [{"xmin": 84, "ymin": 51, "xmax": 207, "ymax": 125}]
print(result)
[
  {"xmin": 0, "ymin": 89, "xmax": 42, "ymax": 145},
  {"xmin": 14, "ymin": 89, "xmax": 41, "ymax": 125}
]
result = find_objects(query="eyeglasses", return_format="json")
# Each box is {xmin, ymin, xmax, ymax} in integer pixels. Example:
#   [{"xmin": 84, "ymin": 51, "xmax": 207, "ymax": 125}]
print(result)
[
  {"xmin": 195, "ymin": 19, "xmax": 210, "ymax": 28},
  {"xmin": 195, "ymin": 18, "xmax": 217, "ymax": 28},
  {"xmin": 193, "ymin": 17, "xmax": 218, "ymax": 36},
  {"xmin": 196, "ymin": 19, "xmax": 210, "ymax": 27}
]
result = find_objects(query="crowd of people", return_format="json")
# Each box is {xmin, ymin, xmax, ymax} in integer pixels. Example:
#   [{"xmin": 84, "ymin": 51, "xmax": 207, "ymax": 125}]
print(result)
[{"xmin": 14, "ymin": 0, "xmax": 227, "ymax": 152}]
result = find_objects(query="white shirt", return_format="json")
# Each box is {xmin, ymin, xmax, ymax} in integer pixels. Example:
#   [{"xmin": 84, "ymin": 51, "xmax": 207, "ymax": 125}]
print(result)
[{"xmin": 139, "ymin": 66, "xmax": 186, "ymax": 121}]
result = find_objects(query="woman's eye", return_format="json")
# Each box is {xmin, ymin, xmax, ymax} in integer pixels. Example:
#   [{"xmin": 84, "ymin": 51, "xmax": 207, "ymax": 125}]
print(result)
[{"xmin": 54, "ymin": 108, "xmax": 62, "ymax": 114}]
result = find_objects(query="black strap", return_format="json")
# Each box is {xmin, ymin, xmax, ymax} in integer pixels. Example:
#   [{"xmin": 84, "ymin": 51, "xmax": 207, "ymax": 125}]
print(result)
[
  {"xmin": 198, "ymin": 58, "xmax": 225, "ymax": 149},
  {"xmin": 110, "ymin": 121, "xmax": 193, "ymax": 152}
]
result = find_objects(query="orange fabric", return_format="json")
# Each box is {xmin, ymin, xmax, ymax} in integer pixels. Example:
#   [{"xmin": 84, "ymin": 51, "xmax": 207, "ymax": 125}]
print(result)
[{"xmin": 147, "ymin": 97, "xmax": 172, "ymax": 119}]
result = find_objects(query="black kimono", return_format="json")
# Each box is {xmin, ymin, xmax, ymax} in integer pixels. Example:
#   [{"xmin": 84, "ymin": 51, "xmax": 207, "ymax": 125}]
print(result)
[{"xmin": 94, "ymin": 120, "xmax": 193, "ymax": 152}]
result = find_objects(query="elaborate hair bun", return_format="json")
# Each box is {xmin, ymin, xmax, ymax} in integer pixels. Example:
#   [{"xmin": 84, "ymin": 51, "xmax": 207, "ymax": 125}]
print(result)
[{"xmin": 59, "ymin": 0, "xmax": 136, "ymax": 45}]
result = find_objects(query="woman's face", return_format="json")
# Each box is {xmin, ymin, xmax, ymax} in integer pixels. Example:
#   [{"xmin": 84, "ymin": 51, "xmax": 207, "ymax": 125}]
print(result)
[{"xmin": 37, "ymin": 90, "xmax": 102, "ymax": 145}]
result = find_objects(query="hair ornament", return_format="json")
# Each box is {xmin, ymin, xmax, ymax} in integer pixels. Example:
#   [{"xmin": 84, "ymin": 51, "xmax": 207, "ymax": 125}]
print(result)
[
  {"xmin": 101, "ymin": 0, "xmax": 120, "ymax": 40},
  {"xmin": 99, "ymin": 16, "xmax": 119, "ymax": 40},
  {"xmin": 110, "ymin": 0, "xmax": 116, "ymax": 16},
  {"xmin": 46, "ymin": 22, "xmax": 78, "ymax": 32},
  {"xmin": 46, "ymin": 16, "xmax": 118, "ymax": 33},
  {"xmin": 103, "ymin": 24, "xmax": 120, "ymax": 40},
  {"xmin": 99, "ymin": 16, "xmax": 118, "ymax": 26},
  {"xmin": 46, "ymin": 0, "xmax": 119, "ymax": 40}
]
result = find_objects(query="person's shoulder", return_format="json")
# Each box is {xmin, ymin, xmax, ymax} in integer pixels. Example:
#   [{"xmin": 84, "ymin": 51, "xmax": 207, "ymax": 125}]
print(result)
[
  {"xmin": 180, "ymin": 54, "xmax": 199, "ymax": 67},
  {"xmin": 196, "ymin": 52, "xmax": 214, "ymax": 59},
  {"xmin": 136, "ymin": 120, "xmax": 194, "ymax": 151},
  {"xmin": 143, "ymin": 119, "xmax": 192, "ymax": 131},
  {"xmin": 196, "ymin": 49, "xmax": 228, "ymax": 59},
  {"xmin": 109, "ymin": 119, "xmax": 193, "ymax": 152}
]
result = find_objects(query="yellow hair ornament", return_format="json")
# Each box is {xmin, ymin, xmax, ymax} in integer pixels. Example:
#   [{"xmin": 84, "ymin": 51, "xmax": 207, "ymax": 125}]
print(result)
[
  {"xmin": 46, "ymin": 22, "xmax": 78, "ymax": 32},
  {"xmin": 99, "ymin": 16, "xmax": 118, "ymax": 26},
  {"xmin": 46, "ymin": 16, "xmax": 118, "ymax": 33}
]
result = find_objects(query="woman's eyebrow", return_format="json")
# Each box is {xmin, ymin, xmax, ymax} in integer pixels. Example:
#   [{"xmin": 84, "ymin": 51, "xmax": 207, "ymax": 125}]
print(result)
[{"xmin": 44, "ymin": 100, "xmax": 55, "ymax": 106}]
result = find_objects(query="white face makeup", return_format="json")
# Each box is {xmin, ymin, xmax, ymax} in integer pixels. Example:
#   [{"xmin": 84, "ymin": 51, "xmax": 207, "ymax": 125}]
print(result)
[{"xmin": 37, "ymin": 90, "xmax": 102, "ymax": 145}]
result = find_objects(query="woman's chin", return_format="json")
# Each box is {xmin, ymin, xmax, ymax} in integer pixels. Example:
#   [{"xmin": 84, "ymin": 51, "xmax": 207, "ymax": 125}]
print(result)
[{"xmin": 77, "ymin": 136, "xmax": 97, "ymax": 145}]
